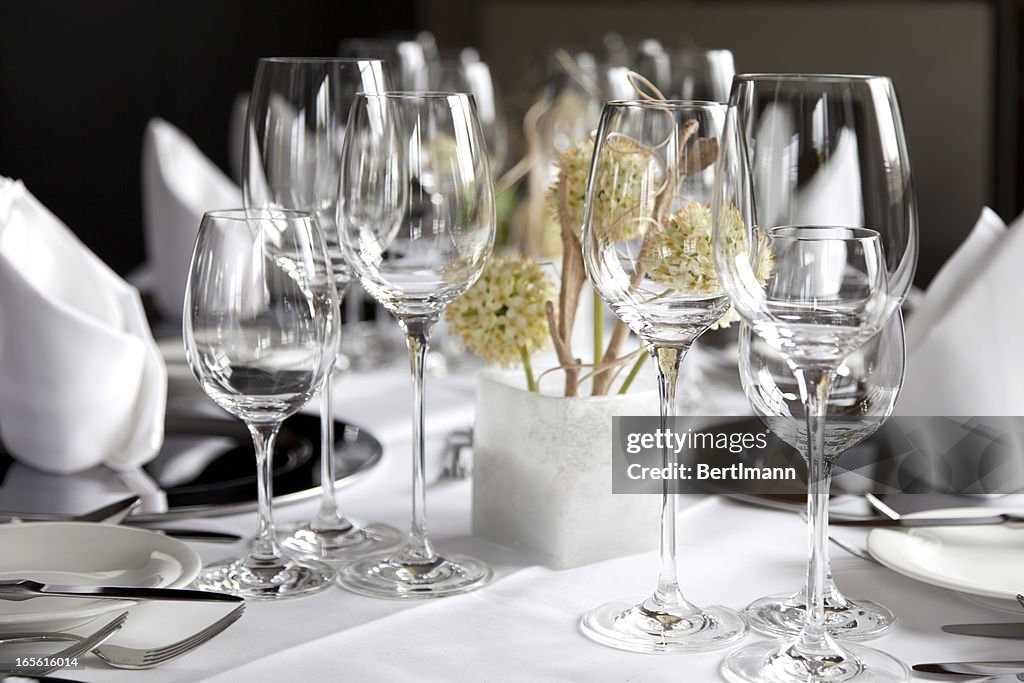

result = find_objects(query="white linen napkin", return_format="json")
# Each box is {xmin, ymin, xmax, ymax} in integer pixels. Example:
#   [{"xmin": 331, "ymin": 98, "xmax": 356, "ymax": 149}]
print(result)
[
  {"xmin": 898, "ymin": 207, "xmax": 1023, "ymax": 415},
  {"xmin": 0, "ymin": 177, "xmax": 167, "ymax": 474},
  {"xmin": 141, "ymin": 118, "xmax": 240, "ymax": 320}
]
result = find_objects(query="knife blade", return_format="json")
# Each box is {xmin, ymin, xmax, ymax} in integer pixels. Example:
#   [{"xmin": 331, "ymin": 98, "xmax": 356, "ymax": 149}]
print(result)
[
  {"xmin": 832, "ymin": 513, "xmax": 1024, "ymax": 527},
  {"xmin": 942, "ymin": 622, "xmax": 1024, "ymax": 638},
  {"xmin": 913, "ymin": 661, "xmax": 1024, "ymax": 677},
  {"xmin": 0, "ymin": 496, "xmax": 141, "ymax": 524},
  {"xmin": 0, "ymin": 579, "xmax": 242, "ymax": 603},
  {"xmin": 151, "ymin": 528, "xmax": 242, "ymax": 543}
]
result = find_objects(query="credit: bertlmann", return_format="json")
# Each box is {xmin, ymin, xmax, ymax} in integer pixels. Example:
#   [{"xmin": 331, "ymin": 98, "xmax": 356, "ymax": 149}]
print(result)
[{"xmin": 626, "ymin": 462, "xmax": 798, "ymax": 481}]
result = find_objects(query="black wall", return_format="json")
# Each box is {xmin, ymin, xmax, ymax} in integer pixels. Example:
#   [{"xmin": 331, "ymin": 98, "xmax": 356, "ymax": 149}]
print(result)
[{"xmin": 0, "ymin": 0, "xmax": 416, "ymax": 275}]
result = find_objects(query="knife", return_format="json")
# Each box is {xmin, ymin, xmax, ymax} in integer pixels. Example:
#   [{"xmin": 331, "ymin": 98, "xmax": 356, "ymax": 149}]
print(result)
[
  {"xmin": 0, "ymin": 579, "xmax": 242, "ymax": 603},
  {"xmin": 942, "ymin": 622, "xmax": 1024, "ymax": 639},
  {"xmin": 150, "ymin": 528, "xmax": 242, "ymax": 543},
  {"xmin": 832, "ymin": 513, "xmax": 1024, "ymax": 527},
  {"xmin": 0, "ymin": 496, "xmax": 141, "ymax": 524},
  {"xmin": 913, "ymin": 661, "xmax": 1024, "ymax": 677}
]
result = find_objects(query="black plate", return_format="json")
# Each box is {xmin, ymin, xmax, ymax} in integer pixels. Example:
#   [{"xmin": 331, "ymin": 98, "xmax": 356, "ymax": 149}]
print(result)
[{"xmin": 0, "ymin": 413, "xmax": 382, "ymax": 521}]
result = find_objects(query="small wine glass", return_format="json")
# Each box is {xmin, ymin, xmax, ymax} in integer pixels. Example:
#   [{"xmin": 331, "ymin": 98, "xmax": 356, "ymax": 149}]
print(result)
[
  {"xmin": 336, "ymin": 92, "xmax": 495, "ymax": 599},
  {"xmin": 183, "ymin": 208, "xmax": 336, "ymax": 599},
  {"xmin": 740, "ymin": 311, "xmax": 905, "ymax": 641},
  {"xmin": 243, "ymin": 56, "xmax": 402, "ymax": 560},
  {"xmin": 579, "ymin": 99, "xmax": 748, "ymax": 653}
]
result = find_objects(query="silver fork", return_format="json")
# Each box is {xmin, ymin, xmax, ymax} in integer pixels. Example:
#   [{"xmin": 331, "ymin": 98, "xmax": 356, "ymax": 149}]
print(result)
[
  {"xmin": 91, "ymin": 602, "xmax": 245, "ymax": 669},
  {"xmin": 0, "ymin": 603, "xmax": 243, "ymax": 671},
  {"xmin": 0, "ymin": 610, "xmax": 128, "ymax": 676}
]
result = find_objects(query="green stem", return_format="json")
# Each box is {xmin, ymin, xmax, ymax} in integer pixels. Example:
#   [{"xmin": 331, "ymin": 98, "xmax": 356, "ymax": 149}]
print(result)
[
  {"xmin": 617, "ymin": 352, "xmax": 648, "ymax": 394},
  {"xmin": 520, "ymin": 346, "xmax": 537, "ymax": 393},
  {"xmin": 593, "ymin": 289, "xmax": 604, "ymax": 367}
]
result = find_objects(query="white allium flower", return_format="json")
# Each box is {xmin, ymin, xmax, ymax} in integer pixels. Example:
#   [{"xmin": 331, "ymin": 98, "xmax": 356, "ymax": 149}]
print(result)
[{"xmin": 445, "ymin": 254, "xmax": 554, "ymax": 366}]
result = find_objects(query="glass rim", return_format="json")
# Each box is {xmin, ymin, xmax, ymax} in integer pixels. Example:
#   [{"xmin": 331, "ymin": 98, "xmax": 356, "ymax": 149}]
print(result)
[
  {"xmin": 604, "ymin": 98, "xmax": 725, "ymax": 109},
  {"xmin": 203, "ymin": 208, "xmax": 314, "ymax": 222},
  {"xmin": 257, "ymin": 57, "xmax": 384, "ymax": 65},
  {"xmin": 734, "ymin": 73, "xmax": 891, "ymax": 84},
  {"xmin": 766, "ymin": 225, "xmax": 881, "ymax": 241},
  {"xmin": 355, "ymin": 90, "xmax": 473, "ymax": 99}
]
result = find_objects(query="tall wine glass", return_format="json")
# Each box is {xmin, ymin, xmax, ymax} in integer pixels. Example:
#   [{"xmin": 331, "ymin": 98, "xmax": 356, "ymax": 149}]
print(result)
[
  {"xmin": 713, "ymin": 74, "xmax": 916, "ymax": 683},
  {"xmin": 336, "ymin": 92, "xmax": 495, "ymax": 598},
  {"xmin": 183, "ymin": 209, "xmax": 336, "ymax": 598},
  {"xmin": 740, "ymin": 311, "xmax": 905, "ymax": 641},
  {"xmin": 579, "ymin": 100, "xmax": 747, "ymax": 652},
  {"xmin": 243, "ymin": 57, "xmax": 402, "ymax": 560}
]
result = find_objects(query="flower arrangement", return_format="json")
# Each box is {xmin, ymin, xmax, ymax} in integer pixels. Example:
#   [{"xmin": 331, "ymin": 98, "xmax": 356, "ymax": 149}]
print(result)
[{"xmin": 448, "ymin": 75, "xmax": 768, "ymax": 396}]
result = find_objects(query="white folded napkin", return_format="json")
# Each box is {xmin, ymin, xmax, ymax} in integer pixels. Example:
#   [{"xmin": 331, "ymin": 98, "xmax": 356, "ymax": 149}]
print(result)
[
  {"xmin": 0, "ymin": 178, "xmax": 167, "ymax": 474},
  {"xmin": 898, "ymin": 207, "xmax": 1023, "ymax": 415},
  {"xmin": 141, "ymin": 118, "xmax": 240, "ymax": 320}
]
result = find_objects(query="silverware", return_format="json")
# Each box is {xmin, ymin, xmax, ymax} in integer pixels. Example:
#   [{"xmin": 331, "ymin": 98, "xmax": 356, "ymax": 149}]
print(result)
[
  {"xmin": 912, "ymin": 661, "xmax": 1024, "ymax": 677},
  {"xmin": 0, "ymin": 496, "xmax": 141, "ymax": 524},
  {"xmin": 942, "ymin": 622, "xmax": 1024, "ymax": 638},
  {"xmin": 147, "ymin": 528, "xmax": 242, "ymax": 543},
  {"xmin": 864, "ymin": 492, "xmax": 900, "ymax": 520},
  {"xmin": 831, "ymin": 513, "xmax": 1024, "ymax": 528},
  {"xmin": 828, "ymin": 534, "xmax": 878, "ymax": 564},
  {"xmin": 0, "ymin": 580, "xmax": 242, "ymax": 604},
  {"xmin": 90, "ymin": 602, "xmax": 244, "ymax": 669},
  {"xmin": 0, "ymin": 611, "xmax": 127, "ymax": 676},
  {"xmin": 0, "ymin": 603, "xmax": 244, "ymax": 671},
  {"xmin": 442, "ymin": 427, "xmax": 473, "ymax": 479}
]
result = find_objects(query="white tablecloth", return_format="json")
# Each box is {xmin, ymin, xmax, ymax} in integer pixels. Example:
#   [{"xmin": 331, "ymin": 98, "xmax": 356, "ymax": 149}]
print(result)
[{"xmin": 64, "ymin": 363, "xmax": 1020, "ymax": 682}]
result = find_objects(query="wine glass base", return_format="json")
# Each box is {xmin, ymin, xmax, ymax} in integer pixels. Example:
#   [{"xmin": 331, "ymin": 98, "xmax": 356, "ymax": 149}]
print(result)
[
  {"xmin": 746, "ymin": 592, "xmax": 895, "ymax": 641},
  {"xmin": 721, "ymin": 640, "xmax": 910, "ymax": 683},
  {"xmin": 337, "ymin": 551, "xmax": 492, "ymax": 599},
  {"xmin": 279, "ymin": 522, "xmax": 403, "ymax": 562},
  {"xmin": 194, "ymin": 557, "xmax": 334, "ymax": 601},
  {"xmin": 579, "ymin": 599, "xmax": 748, "ymax": 654}
]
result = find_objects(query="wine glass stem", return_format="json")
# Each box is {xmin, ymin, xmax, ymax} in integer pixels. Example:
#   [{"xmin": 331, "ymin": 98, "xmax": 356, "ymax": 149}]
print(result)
[
  {"xmin": 247, "ymin": 422, "xmax": 285, "ymax": 563},
  {"xmin": 794, "ymin": 366, "xmax": 840, "ymax": 655},
  {"xmin": 401, "ymin": 316, "xmax": 438, "ymax": 563},
  {"xmin": 648, "ymin": 344, "xmax": 697, "ymax": 614},
  {"xmin": 313, "ymin": 379, "xmax": 351, "ymax": 529}
]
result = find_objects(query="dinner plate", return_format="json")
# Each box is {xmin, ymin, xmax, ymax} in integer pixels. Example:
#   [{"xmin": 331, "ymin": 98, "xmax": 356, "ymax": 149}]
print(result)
[
  {"xmin": 0, "ymin": 522, "xmax": 201, "ymax": 633},
  {"xmin": 867, "ymin": 507, "xmax": 1024, "ymax": 605},
  {"xmin": 0, "ymin": 413, "xmax": 382, "ymax": 521}
]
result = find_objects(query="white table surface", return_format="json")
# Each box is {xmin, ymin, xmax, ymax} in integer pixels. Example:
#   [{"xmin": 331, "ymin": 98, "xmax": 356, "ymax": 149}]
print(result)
[{"xmin": 42, "ymin": 358, "xmax": 1024, "ymax": 682}]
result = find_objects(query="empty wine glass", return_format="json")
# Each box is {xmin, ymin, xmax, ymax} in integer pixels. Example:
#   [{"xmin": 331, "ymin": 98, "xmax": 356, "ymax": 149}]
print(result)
[
  {"xmin": 336, "ymin": 92, "xmax": 495, "ymax": 598},
  {"xmin": 579, "ymin": 99, "xmax": 747, "ymax": 652},
  {"xmin": 669, "ymin": 48, "xmax": 735, "ymax": 103},
  {"xmin": 740, "ymin": 311, "xmax": 905, "ymax": 641},
  {"xmin": 431, "ymin": 49, "xmax": 508, "ymax": 173},
  {"xmin": 183, "ymin": 209, "xmax": 336, "ymax": 599},
  {"xmin": 713, "ymin": 74, "xmax": 916, "ymax": 682},
  {"xmin": 243, "ymin": 56, "xmax": 402, "ymax": 560}
]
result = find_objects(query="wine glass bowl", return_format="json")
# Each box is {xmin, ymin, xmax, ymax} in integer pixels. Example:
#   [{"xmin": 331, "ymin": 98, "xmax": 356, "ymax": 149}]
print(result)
[
  {"xmin": 183, "ymin": 208, "xmax": 337, "ymax": 599},
  {"xmin": 337, "ymin": 91, "xmax": 495, "ymax": 599},
  {"xmin": 579, "ymin": 99, "xmax": 747, "ymax": 653}
]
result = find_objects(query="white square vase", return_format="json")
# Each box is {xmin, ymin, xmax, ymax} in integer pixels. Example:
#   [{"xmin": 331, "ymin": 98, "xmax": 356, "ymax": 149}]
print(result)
[{"xmin": 472, "ymin": 370, "xmax": 661, "ymax": 569}]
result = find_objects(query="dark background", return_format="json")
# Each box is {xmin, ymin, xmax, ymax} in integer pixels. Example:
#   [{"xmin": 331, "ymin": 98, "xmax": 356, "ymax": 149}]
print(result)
[
  {"xmin": 0, "ymin": 0, "xmax": 1020, "ymax": 284},
  {"xmin": 0, "ymin": 0, "xmax": 416, "ymax": 275}
]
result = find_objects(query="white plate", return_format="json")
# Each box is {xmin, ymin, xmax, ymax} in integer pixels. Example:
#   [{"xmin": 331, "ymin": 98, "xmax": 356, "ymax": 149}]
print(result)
[
  {"xmin": 0, "ymin": 522, "xmax": 201, "ymax": 633},
  {"xmin": 867, "ymin": 507, "xmax": 1024, "ymax": 605}
]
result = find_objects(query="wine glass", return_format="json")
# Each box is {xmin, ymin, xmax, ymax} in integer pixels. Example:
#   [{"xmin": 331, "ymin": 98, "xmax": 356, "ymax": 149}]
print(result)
[
  {"xmin": 336, "ymin": 92, "xmax": 495, "ymax": 598},
  {"xmin": 713, "ymin": 74, "xmax": 916, "ymax": 683},
  {"xmin": 669, "ymin": 48, "xmax": 735, "ymax": 103},
  {"xmin": 431, "ymin": 49, "xmax": 508, "ymax": 173},
  {"xmin": 243, "ymin": 57, "xmax": 402, "ymax": 560},
  {"xmin": 740, "ymin": 311, "xmax": 905, "ymax": 641},
  {"xmin": 579, "ymin": 100, "xmax": 747, "ymax": 652},
  {"xmin": 183, "ymin": 209, "xmax": 336, "ymax": 599},
  {"xmin": 337, "ymin": 37, "xmax": 433, "ymax": 90}
]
